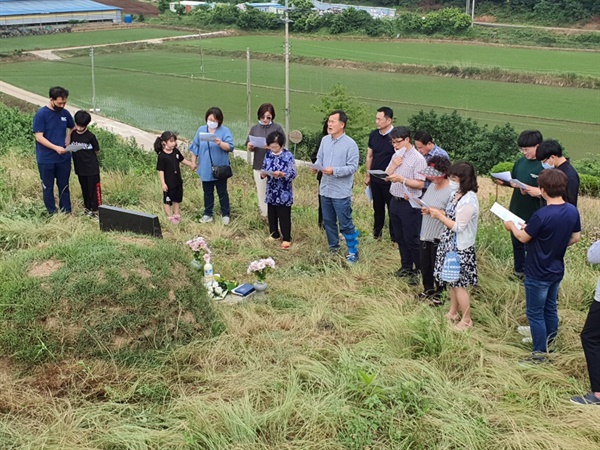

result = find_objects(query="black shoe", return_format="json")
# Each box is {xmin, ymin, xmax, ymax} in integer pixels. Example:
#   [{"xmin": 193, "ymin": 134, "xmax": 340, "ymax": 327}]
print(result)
[
  {"xmin": 394, "ymin": 268, "xmax": 413, "ymax": 278},
  {"xmin": 408, "ymin": 273, "xmax": 421, "ymax": 286},
  {"xmin": 518, "ymin": 352, "xmax": 551, "ymax": 366}
]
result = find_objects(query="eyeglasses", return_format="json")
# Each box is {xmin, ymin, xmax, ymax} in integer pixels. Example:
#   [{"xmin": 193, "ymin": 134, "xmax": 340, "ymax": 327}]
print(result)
[{"xmin": 261, "ymin": 115, "xmax": 272, "ymax": 120}]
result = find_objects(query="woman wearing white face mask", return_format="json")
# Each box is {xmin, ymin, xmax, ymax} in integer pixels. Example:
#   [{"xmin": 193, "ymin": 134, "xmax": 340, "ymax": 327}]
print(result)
[
  {"xmin": 246, "ymin": 103, "xmax": 285, "ymax": 218},
  {"xmin": 425, "ymin": 161, "xmax": 480, "ymax": 330},
  {"xmin": 190, "ymin": 106, "xmax": 235, "ymax": 225}
]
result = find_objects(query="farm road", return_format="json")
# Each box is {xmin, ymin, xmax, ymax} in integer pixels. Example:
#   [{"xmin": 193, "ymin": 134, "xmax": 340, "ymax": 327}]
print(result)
[
  {"xmin": 26, "ymin": 30, "xmax": 229, "ymax": 61},
  {"xmin": 0, "ymin": 80, "xmax": 249, "ymax": 161}
]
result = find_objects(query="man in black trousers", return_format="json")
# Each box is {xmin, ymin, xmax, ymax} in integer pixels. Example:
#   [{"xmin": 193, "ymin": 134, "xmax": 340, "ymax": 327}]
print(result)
[{"xmin": 365, "ymin": 106, "xmax": 395, "ymax": 241}]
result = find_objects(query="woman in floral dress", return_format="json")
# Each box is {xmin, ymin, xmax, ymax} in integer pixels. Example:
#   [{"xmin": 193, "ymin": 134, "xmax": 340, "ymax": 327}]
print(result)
[{"xmin": 426, "ymin": 161, "xmax": 479, "ymax": 330}]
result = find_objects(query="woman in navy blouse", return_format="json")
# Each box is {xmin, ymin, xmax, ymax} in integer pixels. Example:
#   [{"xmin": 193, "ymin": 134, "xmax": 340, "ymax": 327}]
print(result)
[{"xmin": 261, "ymin": 131, "xmax": 296, "ymax": 249}]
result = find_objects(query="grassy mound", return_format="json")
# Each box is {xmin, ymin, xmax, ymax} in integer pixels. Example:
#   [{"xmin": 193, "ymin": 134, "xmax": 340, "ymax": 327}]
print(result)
[{"xmin": 0, "ymin": 232, "xmax": 222, "ymax": 363}]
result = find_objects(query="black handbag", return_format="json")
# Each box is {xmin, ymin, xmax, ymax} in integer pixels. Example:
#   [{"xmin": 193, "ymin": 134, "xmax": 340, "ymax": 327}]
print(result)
[{"xmin": 208, "ymin": 141, "xmax": 232, "ymax": 180}]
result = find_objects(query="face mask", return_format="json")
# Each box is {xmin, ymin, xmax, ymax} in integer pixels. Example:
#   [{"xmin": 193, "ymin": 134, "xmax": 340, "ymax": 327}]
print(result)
[
  {"xmin": 542, "ymin": 162, "xmax": 554, "ymax": 170},
  {"xmin": 449, "ymin": 180, "xmax": 460, "ymax": 191},
  {"xmin": 260, "ymin": 120, "xmax": 272, "ymax": 125},
  {"xmin": 207, "ymin": 120, "xmax": 218, "ymax": 129},
  {"xmin": 53, "ymin": 104, "xmax": 64, "ymax": 112}
]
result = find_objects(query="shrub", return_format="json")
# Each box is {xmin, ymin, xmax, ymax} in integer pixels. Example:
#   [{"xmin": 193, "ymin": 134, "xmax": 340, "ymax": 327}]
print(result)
[{"xmin": 579, "ymin": 174, "xmax": 600, "ymax": 197}]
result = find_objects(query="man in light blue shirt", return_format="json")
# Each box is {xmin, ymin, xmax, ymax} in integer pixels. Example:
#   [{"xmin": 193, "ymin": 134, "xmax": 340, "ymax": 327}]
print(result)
[
  {"xmin": 314, "ymin": 110, "xmax": 360, "ymax": 263},
  {"xmin": 414, "ymin": 130, "xmax": 450, "ymax": 190}
]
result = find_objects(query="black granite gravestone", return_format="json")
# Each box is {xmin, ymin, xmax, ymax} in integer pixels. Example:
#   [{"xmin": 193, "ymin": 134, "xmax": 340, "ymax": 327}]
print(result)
[{"xmin": 98, "ymin": 205, "xmax": 162, "ymax": 238}]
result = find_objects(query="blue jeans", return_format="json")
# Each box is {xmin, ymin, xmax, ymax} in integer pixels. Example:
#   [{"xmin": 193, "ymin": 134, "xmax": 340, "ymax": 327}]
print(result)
[
  {"xmin": 38, "ymin": 161, "xmax": 72, "ymax": 214},
  {"xmin": 202, "ymin": 179, "xmax": 230, "ymax": 217},
  {"xmin": 320, "ymin": 195, "xmax": 356, "ymax": 251},
  {"xmin": 524, "ymin": 277, "xmax": 561, "ymax": 353}
]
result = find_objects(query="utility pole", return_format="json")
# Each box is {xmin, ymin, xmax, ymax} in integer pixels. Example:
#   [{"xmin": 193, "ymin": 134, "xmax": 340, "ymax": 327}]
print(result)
[
  {"xmin": 471, "ymin": 0, "xmax": 475, "ymax": 26},
  {"xmin": 284, "ymin": 0, "xmax": 290, "ymax": 138},
  {"xmin": 90, "ymin": 46, "xmax": 97, "ymax": 113},
  {"xmin": 246, "ymin": 47, "xmax": 252, "ymax": 164},
  {"xmin": 200, "ymin": 46, "xmax": 205, "ymax": 78}
]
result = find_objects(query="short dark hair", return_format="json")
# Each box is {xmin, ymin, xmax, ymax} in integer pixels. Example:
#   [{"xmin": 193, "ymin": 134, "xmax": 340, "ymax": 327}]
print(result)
[
  {"xmin": 205, "ymin": 107, "xmax": 224, "ymax": 127},
  {"xmin": 74, "ymin": 110, "xmax": 91, "ymax": 127},
  {"xmin": 377, "ymin": 106, "xmax": 393, "ymax": 120},
  {"xmin": 49, "ymin": 86, "xmax": 69, "ymax": 100},
  {"xmin": 536, "ymin": 140, "xmax": 563, "ymax": 160},
  {"xmin": 517, "ymin": 130, "xmax": 543, "ymax": 148},
  {"xmin": 448, "ymin": 160, "xmax": 478, "ymax": 193},
  {"xmin": 538, "ymin": 168, "xmax": 567, "ymax": 198},
  {"xmin": 428, "ymin": 155, "xmax": 451, "ymax": 175},
  {"xmin": 329, "ymin": 110, "xmax": 347, "ymax": 127},
  {"xmin": 266, "ymin": 131, "xmax": 286, "ymax": 147},
  {"xmin": 390, "ymin": 126, "xmax": 410, "ymax": 140},
  {"xmin": 414, "ymin": 130, "xmax": 433, "ymax": 145},
  {"xmin": 257, "ymin": 103, "xmax": 276, "ymax": 120},
  {"xmin": 153, "ymin": 131, "xmax": 177, "ymax": 154}
]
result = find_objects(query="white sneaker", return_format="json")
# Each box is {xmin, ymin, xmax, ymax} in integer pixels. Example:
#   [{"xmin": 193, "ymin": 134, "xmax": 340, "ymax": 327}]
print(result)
[
  {"xmin": 200, "ymin": 215, "xmax": 213, "ymax": 223},
  {"xmin": 517, "ymin": 326, "xmax": 531, "ymax": 337},
  {"xmin": 521, "ymin": 337, "xmax": 532, "ymax": 344},
  {"xmin": 222, "ymin": 216, "xmax": 230, "ymax": 225}
]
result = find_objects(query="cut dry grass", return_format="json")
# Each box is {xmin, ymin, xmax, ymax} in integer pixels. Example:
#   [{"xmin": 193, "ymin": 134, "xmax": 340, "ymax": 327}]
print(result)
[{"xmin": 1, "ymin": 140, "xmax": 600, "ymax": 449}]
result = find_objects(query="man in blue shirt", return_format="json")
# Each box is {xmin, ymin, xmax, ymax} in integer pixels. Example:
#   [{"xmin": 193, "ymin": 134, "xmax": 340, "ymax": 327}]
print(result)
[
  {"xmin": 504, "ymin": 169, "xmax": 581, "ymax": 364},
  {"xmin": 32, "ymin": 86, "xmax": 75, "ymax": 214},
  {"xmin": 314, "ymin": 110, "xmax": 360, "ymax": 263},
  {"xmin": 414, "ymin": 130, "xmax": 450, "ymax": 190}
]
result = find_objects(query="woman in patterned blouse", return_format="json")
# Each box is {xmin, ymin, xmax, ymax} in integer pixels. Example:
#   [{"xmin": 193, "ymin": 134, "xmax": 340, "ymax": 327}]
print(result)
[{"xmin": 261, "ymin": 131, "xmax": 297, "ymax": 249}]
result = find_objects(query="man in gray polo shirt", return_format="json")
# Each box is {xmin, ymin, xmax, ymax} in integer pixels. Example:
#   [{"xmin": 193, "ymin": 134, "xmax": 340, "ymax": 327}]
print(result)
[{"xmin": 314, "ymin": 110, "xmax": 360, "ymax": 263}]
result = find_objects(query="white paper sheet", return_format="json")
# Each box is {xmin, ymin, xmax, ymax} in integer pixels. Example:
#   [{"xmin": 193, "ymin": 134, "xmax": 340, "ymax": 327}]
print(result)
[
  {"xmin": 309, "ymin": 163, "xmax": 324, "ymax": 171},
  {"xmin": 198, "ymin": 132, "xmax": 218, "ymax": 142},
  {"xmin": 510, "ymin": 179, "xmax": 529, "ymax": 190},
  {"xmin": 248, "ymin": 135, "xmax": 267, "ymax": 148},
  {"xmin": 65, "ymin": 143, "xmax": 87, "ymax": 152},
  {"xmin": 365, "ymin": 186, "xmax": 372, "ymax": 202},
  {"xmin": 490, "ymin": 202, "xmax": 525, "ymax": 230},
  {"xmin": 491, "ymin": 171, "xmax": 512, "ymax": 183},
  {"xmin": 407, "ymin": 196, "xmax": 429, "ymax": 209}
]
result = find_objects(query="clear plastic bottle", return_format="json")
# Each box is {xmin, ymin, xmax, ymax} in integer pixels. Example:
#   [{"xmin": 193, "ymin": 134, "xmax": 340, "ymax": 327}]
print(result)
[{"xmin": 204, "ymin": 261, "xmax": 214, "ymax": 283}]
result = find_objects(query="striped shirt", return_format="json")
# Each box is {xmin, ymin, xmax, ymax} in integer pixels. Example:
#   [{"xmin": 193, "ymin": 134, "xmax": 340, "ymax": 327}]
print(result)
[
  {"xmin": 420, "ymin": 183, "xmax": 453, "ymax": 242},
  {"xmin": 387, "ymin": 146, "xmax": 427, "ymax": 199}
]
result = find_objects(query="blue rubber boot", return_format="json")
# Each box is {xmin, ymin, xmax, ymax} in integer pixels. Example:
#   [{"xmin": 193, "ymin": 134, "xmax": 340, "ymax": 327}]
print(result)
[{"xmin": 343, "ymin": 231, "xmax": 360, "ymax": 263}]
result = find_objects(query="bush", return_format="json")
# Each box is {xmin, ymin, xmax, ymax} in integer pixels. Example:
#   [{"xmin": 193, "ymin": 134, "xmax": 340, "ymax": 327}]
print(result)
[
  {"xmin": 408, "ymin": 110, "xmax": 518, "ymax": 174},
  {"xmin": 579, "ymin": 174, "xmax": 600, "ymax": 197}
]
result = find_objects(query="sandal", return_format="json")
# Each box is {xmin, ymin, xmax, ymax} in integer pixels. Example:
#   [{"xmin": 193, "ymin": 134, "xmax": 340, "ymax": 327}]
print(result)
[
  {"xmin": 444, "ymin": 312, "xmax": 460, "ymax": 322},
  {"xmin": 281, "ymin": 241, "xmax": 291, "ymax": 249},
  {"xmin": 454, "ymin": 319, "xmax": 473, "ymax": 331}
]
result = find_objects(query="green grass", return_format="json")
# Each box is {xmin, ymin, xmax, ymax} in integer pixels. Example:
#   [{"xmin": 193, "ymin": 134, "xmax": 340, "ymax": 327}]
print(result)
[
  {"xmin": 1, "ymin": 105, "xmax": 600, "ymax": 448},
  {"xmin": 0, "ymin": 47, "xmax": 598, "ymax": 159},
  {"xmin": 0, "ymin": 28, "xmax": 191, "ymax": 52},
  {"xmin": 167, "ymin": 35, "xmax": 600, "ymax": 77}
]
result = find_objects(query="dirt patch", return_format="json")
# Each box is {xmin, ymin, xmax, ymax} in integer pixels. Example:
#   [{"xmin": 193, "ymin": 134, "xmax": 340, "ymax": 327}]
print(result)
[
  {"xmin": 99, "ymin": 0, "xmax": 160, "ymax": 16},
  {"xmin": 28, "ymin": 258, "xmax": 63, "ymax": 277},
  {"xmin": 476, "ymin": 15, "xmax": 496, "ymax": 24},
  {"xmin": 0, "ymin": 92, "xmax": 39, "ymax": 113}
]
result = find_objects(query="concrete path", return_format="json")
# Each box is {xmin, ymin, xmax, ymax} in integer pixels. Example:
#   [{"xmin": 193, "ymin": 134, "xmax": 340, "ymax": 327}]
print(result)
[
  {"xmin": 26, "ymin": 31, "xmax": 229, "ymax": 61},
  {"xmin": 0, "ymin": 80, "xmax": 248, "ymax": 161}
]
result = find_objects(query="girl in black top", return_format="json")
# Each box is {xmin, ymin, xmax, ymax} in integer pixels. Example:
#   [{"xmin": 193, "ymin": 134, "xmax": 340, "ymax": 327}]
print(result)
[{"xmin": 154, "ymin": 131, "xmax": 194, "ymax": 224}]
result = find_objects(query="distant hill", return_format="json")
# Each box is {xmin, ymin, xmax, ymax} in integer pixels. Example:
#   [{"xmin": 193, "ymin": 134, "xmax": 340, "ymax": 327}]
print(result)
[{"xmin": 99, "ymin": 0, "xmax": 159, "ymax": 16}]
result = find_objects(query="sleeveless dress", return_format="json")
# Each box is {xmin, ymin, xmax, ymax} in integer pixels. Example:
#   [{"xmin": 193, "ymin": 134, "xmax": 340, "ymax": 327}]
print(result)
[{"xmin": 434, "ymin": 192, "xmax": 478, "ymax": 288}]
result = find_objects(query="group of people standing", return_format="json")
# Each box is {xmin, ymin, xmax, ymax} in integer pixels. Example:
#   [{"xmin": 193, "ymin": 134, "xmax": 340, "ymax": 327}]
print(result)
[{"xmin": 33, "ymin": 89, "xmax": 598, "ymax": 406}]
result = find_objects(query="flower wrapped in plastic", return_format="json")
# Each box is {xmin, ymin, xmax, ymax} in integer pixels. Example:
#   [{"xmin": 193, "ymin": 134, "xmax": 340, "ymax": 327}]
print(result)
[
  {"xmin": 205, "ymin": 275, "xmax": 236, "ymax": 300},
  {"xmin": 186, "ymin": 236, "xmax": 211, "ymax": 263},
  {"xmin": 247, "ymin": 257, "xmax": 276, "ymax": 283}
]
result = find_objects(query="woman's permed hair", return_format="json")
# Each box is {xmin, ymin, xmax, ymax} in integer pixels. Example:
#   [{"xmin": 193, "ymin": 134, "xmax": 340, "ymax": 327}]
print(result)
[
  {"xmin": 428, "ymin": 155, "xmax": 451, "ymax": 176},
  {"xmin": 154, "ymin": 131, "xmax": 177, "ymax": 154},
  {"xmin": 266, "ymin": 131, "xmax": 286, "ymax": 147},
  {"xmin": 257, "ymin": 103, "xmax": 276, "ymax": 121},
  {"xmin": 448, "ymin": 160, "xmax": 478, "ymax": 193},
  {"xmin": 205, "ymin": 107, "xmax": 224, "ymax": 127}
]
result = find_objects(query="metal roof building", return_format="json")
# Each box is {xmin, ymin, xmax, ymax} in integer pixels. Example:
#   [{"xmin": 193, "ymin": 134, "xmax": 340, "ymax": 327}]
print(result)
[{"xmin": 0, "ymin": 0, "xmax": 122, "ymax": 26}]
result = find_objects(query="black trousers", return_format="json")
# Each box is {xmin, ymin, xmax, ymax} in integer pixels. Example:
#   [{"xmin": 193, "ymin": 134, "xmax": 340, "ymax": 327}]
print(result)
[
  {"xmin": 389, "ymin": 197, "xmax": 422, "ymax": 272},
  {"xmin": 421, "ymin": 239, "xmax": 443, "ymax": 293},
  {"xmin": 581, "ymin": 300, "xmax": 600, "ymax": 393},
  {"xmin": 268, "ymin": 204, "xmax": 292, "ymax": 242},
  {"xmin": 370, "ymin": 178, "xmax": 394, "ymax": 241},
  {"xmin": 512, "ymin": 233, "xmax": 525, "ymax": 274},
  {"xmin": 77, "ymin": 174, "xmax": 101, "ymax": 211}
]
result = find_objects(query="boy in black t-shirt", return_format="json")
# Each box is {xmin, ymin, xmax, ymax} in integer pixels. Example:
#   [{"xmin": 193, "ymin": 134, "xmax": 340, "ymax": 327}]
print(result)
[{"xmin": 71, "ymin": 110, "xmax": 101, "ymax": 218}]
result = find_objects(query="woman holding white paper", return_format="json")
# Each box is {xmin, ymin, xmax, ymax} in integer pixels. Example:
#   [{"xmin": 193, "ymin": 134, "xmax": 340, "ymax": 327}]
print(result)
[
  {"xmin": 246, "ymin": 103, "xmax": 285, "ymax": 218},
  {"xmin": 426, "ymin": 161, "xmax": 479, "ymax": 331}
]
